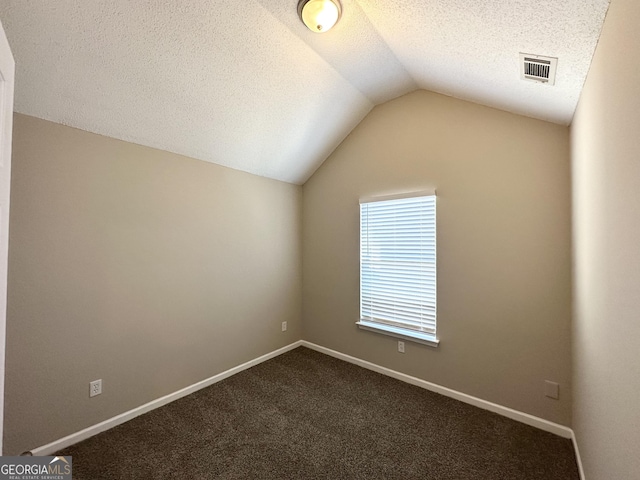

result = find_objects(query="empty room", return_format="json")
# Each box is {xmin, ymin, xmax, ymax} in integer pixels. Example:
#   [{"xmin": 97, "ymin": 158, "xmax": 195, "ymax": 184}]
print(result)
[{"xmin": 0, "ymin": 0, "xmax": 638, "ymax": 479}]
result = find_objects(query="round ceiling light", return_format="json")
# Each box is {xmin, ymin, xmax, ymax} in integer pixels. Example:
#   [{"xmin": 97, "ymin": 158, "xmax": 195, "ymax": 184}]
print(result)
[{"xmin": 297, "ymin": 0, "xmax": 342, "ymax": 33}]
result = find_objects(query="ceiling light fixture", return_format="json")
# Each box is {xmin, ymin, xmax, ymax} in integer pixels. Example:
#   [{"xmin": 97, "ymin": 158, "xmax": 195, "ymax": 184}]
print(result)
[{"xmin": 297, "ymin": 0, "xmax": 342, "ymax": 33}]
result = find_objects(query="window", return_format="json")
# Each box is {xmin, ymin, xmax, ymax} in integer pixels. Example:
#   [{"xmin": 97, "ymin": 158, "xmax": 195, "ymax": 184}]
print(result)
[{"xmin": 357, "ymin": 192, "xmax": 438, "ymax": 346}]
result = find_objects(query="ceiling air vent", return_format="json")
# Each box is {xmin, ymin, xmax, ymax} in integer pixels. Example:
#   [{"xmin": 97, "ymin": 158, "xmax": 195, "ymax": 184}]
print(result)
[{"xmin": 520, "ymin": 53, "xmax": 558, "ymax": 85}]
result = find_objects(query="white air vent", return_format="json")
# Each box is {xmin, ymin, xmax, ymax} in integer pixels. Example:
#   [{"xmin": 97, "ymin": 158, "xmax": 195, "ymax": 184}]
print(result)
[{"xmin": 520, "ymin": 53, "xmax": 558, "ymax": 85}]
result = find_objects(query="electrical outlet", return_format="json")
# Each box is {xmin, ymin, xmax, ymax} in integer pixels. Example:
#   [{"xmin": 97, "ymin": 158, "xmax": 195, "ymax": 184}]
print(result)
[
  {"xmin": 398, "ymin": 341, "xmax": 405, "ymax": 353},
  {"xmin": 281, "ymin": 321, "xmax": 287, "ymax": 332},
  {"xmin": 89, "ymin": 379, "xmax": 102, "ymax": 398},
  {"xmin": 545, "ymin": 380, "xmax": 559, "ymax": 400}
]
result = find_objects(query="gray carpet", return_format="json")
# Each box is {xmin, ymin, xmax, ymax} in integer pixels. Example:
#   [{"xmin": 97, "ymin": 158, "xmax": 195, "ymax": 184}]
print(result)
[{"xmin": 58, "ymin": 347, "xmax": 579, "ymax": 479}]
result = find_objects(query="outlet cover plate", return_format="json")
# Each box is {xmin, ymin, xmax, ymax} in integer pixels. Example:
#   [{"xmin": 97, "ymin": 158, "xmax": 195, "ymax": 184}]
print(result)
[
  {"xmin": 90, "ymin": 379, "xmax": 102, "ymax": 398},
  {"xmin": 545, "ymin": 380, "xmax": 559, "ymax": 400}
]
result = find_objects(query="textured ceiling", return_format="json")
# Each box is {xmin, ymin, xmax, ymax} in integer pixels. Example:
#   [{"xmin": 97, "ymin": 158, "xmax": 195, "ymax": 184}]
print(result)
[{"xmin": 0, "ymin": 0, "xmax": 609, "ymax": 184}]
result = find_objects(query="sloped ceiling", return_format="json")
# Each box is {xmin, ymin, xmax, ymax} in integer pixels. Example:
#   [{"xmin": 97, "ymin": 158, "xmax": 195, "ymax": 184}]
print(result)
[{"xmin": 0, "ymin": 0, "xmax": 609, "ymax": 184}]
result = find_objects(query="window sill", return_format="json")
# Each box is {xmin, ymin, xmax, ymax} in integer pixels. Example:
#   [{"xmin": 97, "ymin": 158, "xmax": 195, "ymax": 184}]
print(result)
[{"xmin": 356, "ymin": 320, "xmax": 440, "ymax": 348}]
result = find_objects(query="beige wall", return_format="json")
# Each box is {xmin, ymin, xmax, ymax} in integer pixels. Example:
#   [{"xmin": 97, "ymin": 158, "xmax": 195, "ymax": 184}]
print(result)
[
  {"xmin": 303, "ymin": 90, "xmax": 572, "ymax": 425},
  {"xmin": 571, "ymin": 0, "xmax": 640, "ymax": 477},
  {"xmin": 4, "ymin": 114, "xmax": 302, "ymax": 455}
]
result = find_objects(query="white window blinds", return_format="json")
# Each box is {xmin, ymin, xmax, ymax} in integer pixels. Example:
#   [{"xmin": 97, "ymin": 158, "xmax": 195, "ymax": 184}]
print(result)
[{"xmin": 359, "ymin": 193, "xmax": 437, "ymax": 339}]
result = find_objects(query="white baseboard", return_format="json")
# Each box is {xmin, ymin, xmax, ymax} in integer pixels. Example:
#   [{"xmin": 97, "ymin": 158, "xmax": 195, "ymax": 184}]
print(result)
[
  {"xmin": 571, "ymin": 431, "xmax": 586, "ymax": 480},
  {"xmin": 31, "ymin": 341, "xmax": 303, "ymax": 456},
  {"xmin": 300, "ymin": 341, "xmax": 574, "ymax": 439},
  {"xmin": 31, "ymin": 338, "xmax": 581, "ymax": 469}
]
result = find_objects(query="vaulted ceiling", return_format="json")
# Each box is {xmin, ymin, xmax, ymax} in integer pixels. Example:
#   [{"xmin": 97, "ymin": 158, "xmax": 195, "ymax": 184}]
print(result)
[{"xmin": 0, "ymin": 1, "xmax": 609, "ymax": 184}]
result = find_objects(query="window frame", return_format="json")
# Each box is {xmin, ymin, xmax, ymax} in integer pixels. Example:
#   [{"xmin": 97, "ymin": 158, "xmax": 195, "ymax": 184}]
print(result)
[{"xmin": 356, "ymin": 191, "xmax": 439, "ymax": 347}]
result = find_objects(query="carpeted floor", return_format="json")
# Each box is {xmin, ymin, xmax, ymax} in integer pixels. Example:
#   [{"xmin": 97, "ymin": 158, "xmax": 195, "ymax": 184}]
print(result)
[{"xmin": 58, "ymin": 347, "xmax": 579, "ymax": 479}]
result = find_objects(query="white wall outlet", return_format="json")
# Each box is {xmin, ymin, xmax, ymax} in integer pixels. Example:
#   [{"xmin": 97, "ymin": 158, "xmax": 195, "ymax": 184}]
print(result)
[
  {"xmin": 281, "ymin": 321, "xmax": 287, "ymax": 332},
  {"xmin": 545, "ymin": 380, "xmax": 559, "ymax": 400},
  {"xmin": 398, "ymin": 341, "xmax": 405, "ymax": 353},
  {"xmin": 89, "ymin": 379, "xmax": 102, "ymax": 398}
]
